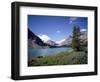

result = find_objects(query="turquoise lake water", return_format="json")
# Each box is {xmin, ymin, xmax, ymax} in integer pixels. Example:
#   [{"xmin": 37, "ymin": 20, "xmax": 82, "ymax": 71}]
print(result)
[{"xmin": 28, "ymin": 47, "xmax": 72, "ymax": 60}]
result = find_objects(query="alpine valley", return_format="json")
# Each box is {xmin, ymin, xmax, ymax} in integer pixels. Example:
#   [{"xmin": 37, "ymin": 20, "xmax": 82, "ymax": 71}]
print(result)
[{"xmin": 28, "ymin": 28, "xmax": 87, "ymax": 48}]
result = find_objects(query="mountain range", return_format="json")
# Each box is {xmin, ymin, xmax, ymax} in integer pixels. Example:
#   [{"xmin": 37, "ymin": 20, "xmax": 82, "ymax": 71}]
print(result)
[{"xmin": 28, "ymin": 29, "xmax": 87, "ymax": 48}]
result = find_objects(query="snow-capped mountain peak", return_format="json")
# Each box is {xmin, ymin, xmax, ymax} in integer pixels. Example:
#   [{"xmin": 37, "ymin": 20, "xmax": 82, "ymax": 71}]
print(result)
[{"xmin": 56, "ymin": 39, "xmax": 66, "ymax": 44}]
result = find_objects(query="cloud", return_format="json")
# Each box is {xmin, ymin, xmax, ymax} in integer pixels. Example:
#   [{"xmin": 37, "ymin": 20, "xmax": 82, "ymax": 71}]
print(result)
[
  {"xmin": 69, "ymin": 17, "xmax": 78, "ymax": 24},
  {"xmin": 56, "ymin": 30, "xmax": 61, "ymax": 33},
  {"xmin": 70, "ymin": 17, "xmax": 77, "ymax": 21},
  {"xmin": 69, "ymin": 21, "xmax": 73, "ymax": 24},
  {"xmin": 80, "ymin": 29, "xmax": 87, "ymax": 32},
  {"xmin": 56, "ymin": 39, "xmax": 65, "ymax": 44},
  {"xmin": 38, "ymin": 34, "xmax": 51, "ymax": 42}
]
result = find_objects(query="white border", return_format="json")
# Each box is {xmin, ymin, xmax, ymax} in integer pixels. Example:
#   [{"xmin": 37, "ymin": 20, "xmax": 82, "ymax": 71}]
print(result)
[{"xmin": 20, "ymin": 6, "xmax": 95, "ymax": 76}]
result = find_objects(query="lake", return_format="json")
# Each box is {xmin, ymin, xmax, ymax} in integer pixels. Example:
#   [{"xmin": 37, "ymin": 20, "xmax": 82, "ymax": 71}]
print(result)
[{"xmin": 28, "ymin": 47, "xmax": 73, "ymax": 60}]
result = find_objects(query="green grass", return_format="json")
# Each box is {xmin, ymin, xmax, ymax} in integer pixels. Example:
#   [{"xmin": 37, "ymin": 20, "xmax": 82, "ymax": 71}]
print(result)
[{"xmin": 28, "ymin": 51, "xmax": 87, "ymax": 66}]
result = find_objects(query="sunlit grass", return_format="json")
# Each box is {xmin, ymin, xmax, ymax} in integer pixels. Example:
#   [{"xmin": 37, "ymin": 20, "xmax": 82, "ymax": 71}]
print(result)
[{"xmin": 28, "ymin": 51, "xmax": 87, "ymax": 66}]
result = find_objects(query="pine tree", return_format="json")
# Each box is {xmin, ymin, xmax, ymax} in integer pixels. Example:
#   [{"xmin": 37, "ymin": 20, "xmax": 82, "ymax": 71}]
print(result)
[{"xmin": 72, "ymin": 26, "xmax": 81, "ymax": 51}]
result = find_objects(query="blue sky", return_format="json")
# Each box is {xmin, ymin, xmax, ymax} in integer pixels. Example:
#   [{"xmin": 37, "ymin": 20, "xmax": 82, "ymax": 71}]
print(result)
[{"xmin": 28, "ymin": 15, "xmax": 87, "ymax": 43}]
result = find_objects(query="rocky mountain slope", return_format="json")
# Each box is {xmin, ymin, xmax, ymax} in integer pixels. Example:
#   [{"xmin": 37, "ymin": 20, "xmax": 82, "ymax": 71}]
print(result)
[
  {"xmin": 28, "ymin": 29, "xmax": 49, "ymax": 48},
  {"xmin": 46, "ymin": 40, "xmax": 57, "ymax": 46}
]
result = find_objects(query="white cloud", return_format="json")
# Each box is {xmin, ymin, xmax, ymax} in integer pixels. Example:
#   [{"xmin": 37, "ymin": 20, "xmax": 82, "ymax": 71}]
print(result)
[
  {"xmin": 56, "ymin": 30, "xmax": 61, "ymax": 33},
  {"xmin": 56, "ymin": 39, "xmax": 65, "ymax": 44},
  {"xmin": 70, "ymin": 17, "xmax": 77, "ymax": 21},
  {"xmin": 69, "ymin": 17, "xmax": 78, "ymax": 24},
  {"xmin": 81, "ymin": 29, "xmax": 87, "ymax": 32},
  {"xmin": 69, "ymin": 21, "xmax": 73, "ymax": 24},
  {"xmin": 38, "ymin": 34, "xmax": 51, "ymax": 42}
]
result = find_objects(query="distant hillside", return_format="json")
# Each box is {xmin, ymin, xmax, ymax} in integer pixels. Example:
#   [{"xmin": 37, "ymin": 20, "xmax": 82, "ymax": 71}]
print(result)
[{"xmin": 46, "ymin": 40, "xmax": 57, "ymax": 46}]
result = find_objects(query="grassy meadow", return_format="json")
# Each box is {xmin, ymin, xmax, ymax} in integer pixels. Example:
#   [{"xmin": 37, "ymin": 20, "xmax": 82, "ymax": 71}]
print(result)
[{"xmin": 28, "ymin": 51, "xmax": 87, "ymax": 66}]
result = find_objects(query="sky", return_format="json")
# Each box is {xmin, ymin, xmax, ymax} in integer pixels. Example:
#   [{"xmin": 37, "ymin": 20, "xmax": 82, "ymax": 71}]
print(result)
[{"xmin": 28, "ymin": 15, "xmax": 87, "ymax": 43}]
